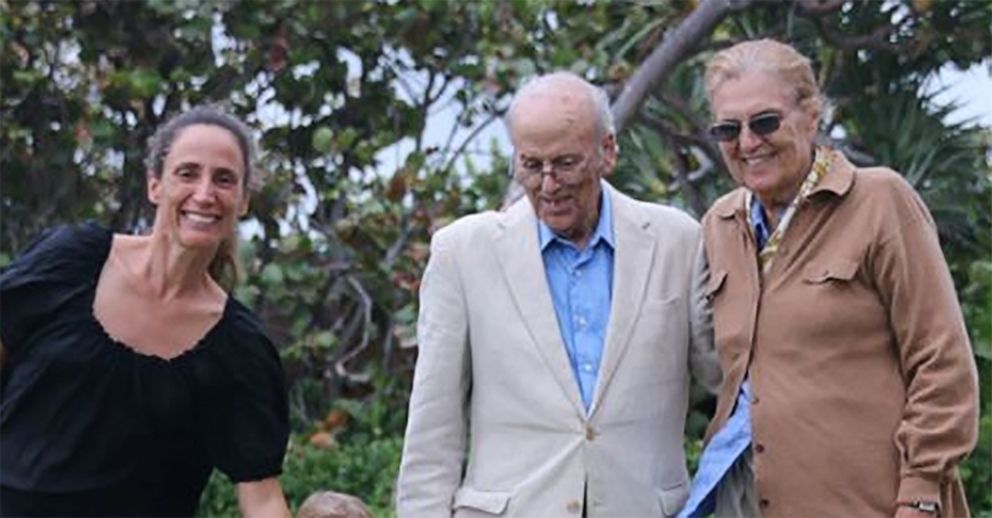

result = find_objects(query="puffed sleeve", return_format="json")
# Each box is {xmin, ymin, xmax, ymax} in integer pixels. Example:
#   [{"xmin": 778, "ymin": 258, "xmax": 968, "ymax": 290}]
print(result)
[
  {"xmin": 0, "ymin": 223, "xmax": 108, "ymax": 354},
  {"xmin": 200, "ymin": 301, "xmax": 290, "ymax": 482}
]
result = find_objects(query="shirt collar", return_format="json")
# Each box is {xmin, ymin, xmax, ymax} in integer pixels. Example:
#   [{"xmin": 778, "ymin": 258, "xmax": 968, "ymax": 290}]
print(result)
[
  {"xmin": 749, "ymin": 195, "xmax": 768, "ymax": 229},
  {"xmin": 539, "ymin": 181, "xmax": 615, "ymax": 251},
  {"xmin": 749, "ymin": 194, "xmax": 775, "ymax": 248}
]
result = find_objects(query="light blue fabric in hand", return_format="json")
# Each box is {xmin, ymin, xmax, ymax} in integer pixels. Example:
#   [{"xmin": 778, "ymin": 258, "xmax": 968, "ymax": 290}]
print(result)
[{"xmin": 678, "ymin": 381, "xmax": 753, "ymax": 518}]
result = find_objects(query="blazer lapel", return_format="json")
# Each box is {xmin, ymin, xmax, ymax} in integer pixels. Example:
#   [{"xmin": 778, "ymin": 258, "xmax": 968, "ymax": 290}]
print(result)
[
  {"xmin": 589, "ymin": 185, "xmax": 656, "ymax": 417},
  {"xmin": 495, "ymin": 198, "xmax": 586, "ymax": 417}
]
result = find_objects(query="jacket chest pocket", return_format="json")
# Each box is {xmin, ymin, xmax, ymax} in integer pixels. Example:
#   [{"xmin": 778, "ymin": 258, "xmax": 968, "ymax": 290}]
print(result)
[
  {"xmin": 452, "ymin": 487, "xmax": 510, "ymax": 516},
  {"xmin": 802, "ymin": 258, "xmax": 859, "ymax": 285},
  {"xmin": 797, "ymin": 258, "xmax": 886, "ymax": 335}
]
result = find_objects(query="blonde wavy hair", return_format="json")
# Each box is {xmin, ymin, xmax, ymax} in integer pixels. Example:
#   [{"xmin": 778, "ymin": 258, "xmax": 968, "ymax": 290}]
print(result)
[{"xmin": 704, "ymin": 39, "xmax": 823, "ymax": 116}]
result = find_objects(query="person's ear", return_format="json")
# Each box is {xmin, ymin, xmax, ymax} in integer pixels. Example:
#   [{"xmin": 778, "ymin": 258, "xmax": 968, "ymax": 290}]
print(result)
[
  {"xmin": 805, "ymin": 107, "xmax": 821, "ymax": 138},
  {"xmin": 238, "ymin": 192, "xmax": 250, "ymax": 217},
  {"xmin": 600, "ymin": 133, "xmax": 618, "ymax": 178},
  {"xmin": 147, "ymin": 170, "xmax": 161, "ymax": 205}
]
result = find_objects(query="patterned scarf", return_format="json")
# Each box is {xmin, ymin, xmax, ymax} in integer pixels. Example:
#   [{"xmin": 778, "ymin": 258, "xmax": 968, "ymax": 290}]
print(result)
[{"xmin": 746, "ymin": 146, "xmax": 833, "ymax": 275}]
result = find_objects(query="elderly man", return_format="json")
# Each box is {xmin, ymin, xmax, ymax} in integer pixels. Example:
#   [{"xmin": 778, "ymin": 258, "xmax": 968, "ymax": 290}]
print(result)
[{"xmin": 396, "ymin": 72, "xmax": 721, "ymax": 518}]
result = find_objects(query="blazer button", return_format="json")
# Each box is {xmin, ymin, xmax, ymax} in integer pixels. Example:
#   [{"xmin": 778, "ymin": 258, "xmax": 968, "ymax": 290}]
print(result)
[
  {"xmin": 755, "ymin": 443, "xmax": 766, "ymax": 453},
  {"xmin": 566, "ymin": 500, "xmax": 582, "ymax": 514},
  {"xmin": 585, "ymin": 426, "xmax": 597, "ymax": 441}
]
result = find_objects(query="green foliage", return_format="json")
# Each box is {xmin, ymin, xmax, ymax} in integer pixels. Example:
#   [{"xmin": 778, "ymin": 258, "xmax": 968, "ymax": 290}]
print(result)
[
  {"xmin": 963, "ymin": 260, "xmax": 992, "ymax": 363},
  {"xmin": 198, "ymin": 435, "xmax": 403, "ymax": 517},
  {"xmin": 199, "ymin": 392, "xmax": 406, "ymax": 516},
  {"xmin": 960, "ymin": 254, "xmax": 992, "ymax": 515},
  {"xmin": 960, "ymin": 365, "xmax": 992, "ymax": 517}
]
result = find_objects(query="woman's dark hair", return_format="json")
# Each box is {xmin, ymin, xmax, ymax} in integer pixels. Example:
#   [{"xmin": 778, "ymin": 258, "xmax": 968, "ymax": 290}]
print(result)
[{"xmin": 145, "ymin": 105, "xmax": 256, "ymax": 292}]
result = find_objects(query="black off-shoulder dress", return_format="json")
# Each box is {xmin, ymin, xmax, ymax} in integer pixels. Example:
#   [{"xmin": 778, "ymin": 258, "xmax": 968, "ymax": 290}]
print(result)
[{"xmin": 0, "ymin": 223, "xmax": 289, "ymax": 517}]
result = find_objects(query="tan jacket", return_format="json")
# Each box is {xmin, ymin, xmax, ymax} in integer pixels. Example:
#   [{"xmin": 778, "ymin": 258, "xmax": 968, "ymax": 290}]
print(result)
[
  {"xmin": 701, "ymin": 150, "xmax": 979, "ymax": 517},
  {"xmin": 396, "ymin": 183, "xmax": 721, "ymax": 517}
]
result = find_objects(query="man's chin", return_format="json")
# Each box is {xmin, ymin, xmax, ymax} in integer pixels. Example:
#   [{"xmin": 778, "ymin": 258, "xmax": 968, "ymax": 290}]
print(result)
[
  {"xmin": 545, "ymin": 224, "xmax": 582, "ymax": 242},
  {"xmin": 540, "ymin": 215, "xmax": 572, "ymax": 231}
]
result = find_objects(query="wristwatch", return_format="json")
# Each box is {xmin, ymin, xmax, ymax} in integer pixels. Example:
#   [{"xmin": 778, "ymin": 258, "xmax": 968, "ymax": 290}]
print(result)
[{"xmin": 907, "ymin": 500, "xmax": 939, "ymax": 514}]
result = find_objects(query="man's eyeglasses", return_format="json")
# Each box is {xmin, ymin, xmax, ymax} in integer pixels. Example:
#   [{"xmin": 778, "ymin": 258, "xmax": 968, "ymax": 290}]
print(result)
[
  {"xmin": 513, "ymin": 154, "xmax": 589, "ymax": 188},
  {"xmin": 708, "ymin": 112, "xmax": 783, "ymax": 142}
]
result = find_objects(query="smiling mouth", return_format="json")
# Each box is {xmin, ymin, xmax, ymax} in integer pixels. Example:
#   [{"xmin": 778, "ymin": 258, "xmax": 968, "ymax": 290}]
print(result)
[
  {"xmin": 181, "ymin": 210, "xmax": 221, "ymax": 224},
  {"xmin": 741, "ymin": 153, "xmax": 775, "ymax": 166}
]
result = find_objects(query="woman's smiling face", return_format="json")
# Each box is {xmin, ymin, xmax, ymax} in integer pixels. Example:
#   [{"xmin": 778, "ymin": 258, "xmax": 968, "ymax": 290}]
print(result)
[
  {"xmin": 710, "ymin": 70, "xmax": 819, "ymax": 209},
  {"xmin": 147, "ymin": 123, "xmax": 249, "ymax": 251}
]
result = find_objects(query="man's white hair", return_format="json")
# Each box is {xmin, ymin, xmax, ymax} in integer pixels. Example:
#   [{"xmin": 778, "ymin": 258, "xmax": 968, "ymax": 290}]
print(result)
[{"xmin": 505, "ymin": 71, "xmax": 615, "ymax": 138}]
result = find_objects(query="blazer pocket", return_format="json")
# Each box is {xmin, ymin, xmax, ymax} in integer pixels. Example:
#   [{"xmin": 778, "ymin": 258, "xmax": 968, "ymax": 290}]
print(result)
[
  {"xmin": 705, "ymin": 269, "xmax": 728, "ymax": 300},
  {"xmin": 453, "ymin": 487, "xmax": 511, "ymax": 515},
  {"xmin": 657, "ymin": 480, "xmax": 689, "ymax": 517},
  {"xmin": 643, "ymin": 294, "xmax": 682, "ymax": 309},
  {"xmin": 802, "ymin": 259, "xmax": 858, "ymax": 284}
]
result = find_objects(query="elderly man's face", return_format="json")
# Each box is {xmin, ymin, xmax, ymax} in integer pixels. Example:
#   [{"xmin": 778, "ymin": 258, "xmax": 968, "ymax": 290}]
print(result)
[
  {"xmin": 511, "ymin": 93, "xmax": 616, "ymax": 249},
  {"xmin": 710, "ymin": 70, "xmax": 819, "ymax": 209}
]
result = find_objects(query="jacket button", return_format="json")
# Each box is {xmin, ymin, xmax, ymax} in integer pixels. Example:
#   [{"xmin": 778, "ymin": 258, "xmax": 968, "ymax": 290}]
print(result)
[
  {"xmin": 755, "ymin": 443, "xmax": 766, "ymax": 453},
  {"xmin": 585, "ymin": 426, "xmax": 597, "ymax": 441},
  {"xmin": 760, "ymin": 498, "xmax": 770, "ymax": 509},
  {"xmin": 566, "ymin": 500, "xmax": 582, "ymax": 514}
]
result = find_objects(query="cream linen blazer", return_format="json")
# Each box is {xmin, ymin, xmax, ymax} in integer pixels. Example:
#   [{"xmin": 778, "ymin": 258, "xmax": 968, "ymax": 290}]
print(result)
[{"xmin": 396, "ymin": 183, "xmax": 720, "ymax": 518}]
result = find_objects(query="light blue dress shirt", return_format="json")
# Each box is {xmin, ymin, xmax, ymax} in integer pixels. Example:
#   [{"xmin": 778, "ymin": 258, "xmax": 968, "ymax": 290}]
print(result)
[
  {"xmin": 538, "ymin": 188, "xmax": 614, "ymax": 411},
  {"xmin": 678, "ymin": 197, "xmax": 774, "ymax": 518},
  {"xmin": 678, "ymin": 382, "xmax": 754, "ymax": 518}
]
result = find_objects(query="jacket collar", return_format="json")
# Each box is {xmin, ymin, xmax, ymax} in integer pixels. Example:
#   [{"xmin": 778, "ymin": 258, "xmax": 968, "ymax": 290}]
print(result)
[{"xmin": 809, "ymin": 148, "xmax": 855, "ymax": 197}]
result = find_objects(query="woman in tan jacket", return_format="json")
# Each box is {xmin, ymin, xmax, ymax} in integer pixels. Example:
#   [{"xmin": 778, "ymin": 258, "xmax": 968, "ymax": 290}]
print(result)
[{"xmin": 679, "ymin": 39, "xmax": 979, "ymax": 518}]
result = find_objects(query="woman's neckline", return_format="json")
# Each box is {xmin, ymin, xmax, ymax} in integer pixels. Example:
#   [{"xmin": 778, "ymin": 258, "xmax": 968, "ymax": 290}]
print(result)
[{"xmin": 88, "ymin": 227, "xmax": 231, "ymax": 364}]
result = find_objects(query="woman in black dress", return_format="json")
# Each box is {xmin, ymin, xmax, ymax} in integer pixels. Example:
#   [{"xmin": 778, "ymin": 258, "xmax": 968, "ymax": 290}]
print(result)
[{"xmin": 0, "ymin": 106, "xmax": 290, "ymax": 517}]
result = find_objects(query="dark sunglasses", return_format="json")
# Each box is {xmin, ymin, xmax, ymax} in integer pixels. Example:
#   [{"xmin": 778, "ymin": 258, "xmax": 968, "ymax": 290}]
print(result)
[{"xmin": 708, "ymin": 112, "xmax": 783, "ymax": 142}]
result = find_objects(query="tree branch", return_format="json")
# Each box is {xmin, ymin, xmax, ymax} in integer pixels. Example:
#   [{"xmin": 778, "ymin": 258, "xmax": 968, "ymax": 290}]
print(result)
[
  {"xmin": 796, "ymin": 0, "xmax": 847, "ymax": 15},
  {"xmin": 612, "ymin": 0, "xmax": 757, "ymax": 132},
  {"xmin": 813, "ymin": 16, "xmax": 905, "ymax": 52},
  {"xmin": 642, "ymin": 92, "xmax": 725, "ymax": 177},
  {"xmin": 334, "ymin": 275, "xmax": 373, "ymax": 384},
  {"xmin": 639, "ymin": 111, "xmax": 720, "ymax": 201},
  {"xmin": 441, "ymin": 111, "xmax": 501, "ymax": 173},
  {"xmin": 667, "ymin": 136, "xmax": 706, "ymax": 217}
]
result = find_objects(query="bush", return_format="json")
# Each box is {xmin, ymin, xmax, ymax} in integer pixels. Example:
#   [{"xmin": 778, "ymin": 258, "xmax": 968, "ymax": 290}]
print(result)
[
  {"xmin": 198, "ymin": 434, "xmax": 403, "ymax": 517},
  {"xmin": 960, "ymin": 359, "xmax": 992, "ymax": 517},
  {"xmin": 197, "ymin": 394, "xmax": 406, "ymax": 517}
]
